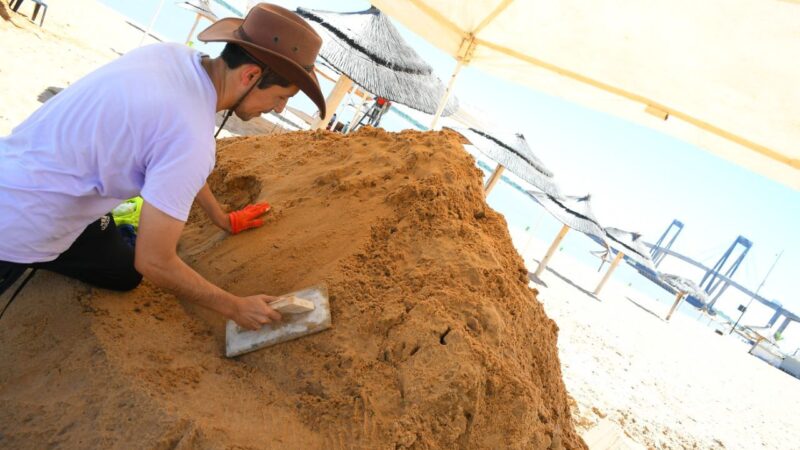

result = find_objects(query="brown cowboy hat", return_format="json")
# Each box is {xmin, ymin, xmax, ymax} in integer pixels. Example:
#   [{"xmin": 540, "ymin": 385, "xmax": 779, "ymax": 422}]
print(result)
[{"xmin": 198, "ymin": 3, "xmax": 326, "ymax": 118}]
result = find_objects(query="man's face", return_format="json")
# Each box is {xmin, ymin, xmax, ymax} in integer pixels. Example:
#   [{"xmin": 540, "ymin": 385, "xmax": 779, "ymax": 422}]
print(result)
[{"xmin": 235, "ymin": 83, "xmax": 300, "ymax": 121}]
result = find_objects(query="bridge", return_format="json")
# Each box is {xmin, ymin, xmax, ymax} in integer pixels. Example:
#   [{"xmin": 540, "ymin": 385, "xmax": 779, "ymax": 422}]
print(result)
[{"xmin": 634, "ymin": 221, "xmax": 798, "ymax": 336}]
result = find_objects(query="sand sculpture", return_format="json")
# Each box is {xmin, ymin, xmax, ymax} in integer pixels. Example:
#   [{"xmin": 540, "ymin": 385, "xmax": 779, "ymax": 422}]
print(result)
[{"xmin": 0, "ymin": 128, "xmax": 585, "ymax": 449}]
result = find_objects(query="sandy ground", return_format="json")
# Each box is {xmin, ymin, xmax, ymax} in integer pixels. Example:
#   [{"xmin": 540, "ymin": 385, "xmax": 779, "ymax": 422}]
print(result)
[
  {"xmin": 0, "ymin": 0, "xmax": 281, "ymax": 137},
  {"xmin": 3, "ymin": 1, "xmax": 799, "ymax": 449},
  {"xmin": 1, "ymin": 126, "xmax": 588, "ymax": 448},
  {"xmin": 509, "ymin": 227, "xmax": 800, "ymax": 449}
]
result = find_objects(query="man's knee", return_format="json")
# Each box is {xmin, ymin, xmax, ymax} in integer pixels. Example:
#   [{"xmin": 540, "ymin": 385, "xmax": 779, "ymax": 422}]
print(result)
[{"xmin": 112, "ymin": 269, "xmax": 143, "ymax": 292}]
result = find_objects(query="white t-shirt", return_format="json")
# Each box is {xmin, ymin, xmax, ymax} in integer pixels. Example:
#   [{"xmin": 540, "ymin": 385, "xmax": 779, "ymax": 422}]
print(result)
[{"xmin": 0, "ymin": 43, "xmax": 217, "ymax": 263}]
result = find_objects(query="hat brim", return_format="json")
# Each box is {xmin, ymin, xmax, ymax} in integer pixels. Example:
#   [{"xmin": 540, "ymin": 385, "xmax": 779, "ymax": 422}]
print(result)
[{"xmin": 199, "ymin": 18, "xmax": 327, "ymax": 119}]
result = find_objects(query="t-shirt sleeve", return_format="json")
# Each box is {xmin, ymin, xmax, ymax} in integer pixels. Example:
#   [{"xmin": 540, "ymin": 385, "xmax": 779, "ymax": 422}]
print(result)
[{"xmin": 140, "ymin": 134, "xmax": 215, "ymax": 222}]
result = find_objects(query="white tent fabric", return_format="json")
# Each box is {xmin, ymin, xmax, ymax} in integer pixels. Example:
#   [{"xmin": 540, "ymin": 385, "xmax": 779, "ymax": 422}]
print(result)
[{"xmin": 372, "ymin": 0, "xmax": 800, "ymax": 189}]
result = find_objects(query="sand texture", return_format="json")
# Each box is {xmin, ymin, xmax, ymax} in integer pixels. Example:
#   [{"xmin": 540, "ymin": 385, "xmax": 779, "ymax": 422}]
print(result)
[{"xmin": 1, "ymin": 128, "xmax": 586, "ymax": 449}]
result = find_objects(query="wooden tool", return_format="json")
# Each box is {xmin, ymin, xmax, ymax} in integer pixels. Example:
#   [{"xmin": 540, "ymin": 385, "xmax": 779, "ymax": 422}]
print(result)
[{"xmin": 269, "ymin": 295, "xmax": 315, "ymax": 314}]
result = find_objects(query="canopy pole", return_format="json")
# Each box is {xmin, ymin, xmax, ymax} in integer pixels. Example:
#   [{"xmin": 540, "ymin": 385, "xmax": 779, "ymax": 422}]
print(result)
[
  {"xmin": 593, "ymin": 250, "xmax": 624, "ymax": 296},
  {"xmin": 139, "ymin": 0, "xmax": 167, "ymax": 47},
  {"xmin": 522, "ymin": 208, "xmax": 545, "ymax": 258},
  {"xmin": 430, "ymin": 59, "xmax": 465, "ymax": 130},
  {"xmin": 665, "ymin": 291, "xmax": 687, "ymax": 321},
  {"xmin": 313, "ymin": 74, "xmax": 354, "ymax": 130},
  {"xmin": 483, "ymin": 163, "xmax": 505, "ymax": 195},
  {"xmin": 185, "ymin": 13, "xmax": 202, "ymax": 45},
  {"xmin": 534, "ymin": 224, "xmax": 570, "ymax": 277}
]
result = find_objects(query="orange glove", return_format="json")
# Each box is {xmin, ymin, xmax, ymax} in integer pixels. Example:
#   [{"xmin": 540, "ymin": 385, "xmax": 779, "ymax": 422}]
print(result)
[{"xmin": 228, "ymin": 202, "xmax": 271, "ymax": 234}]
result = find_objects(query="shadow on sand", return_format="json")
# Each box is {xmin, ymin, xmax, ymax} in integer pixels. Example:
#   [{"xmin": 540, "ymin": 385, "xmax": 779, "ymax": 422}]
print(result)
[
  {"xmin": 527, "ymin": 259, "xmax": 600, "ymax": 302},
  {"xmin": 624, "ymin": 296, "xmax": 666, "ymax": 322}
]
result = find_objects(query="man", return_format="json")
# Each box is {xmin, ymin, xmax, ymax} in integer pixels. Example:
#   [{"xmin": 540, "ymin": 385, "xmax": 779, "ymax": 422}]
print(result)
[{"xmin": 0, "ymin": 4, "xmax": 327, "ymax": 331}]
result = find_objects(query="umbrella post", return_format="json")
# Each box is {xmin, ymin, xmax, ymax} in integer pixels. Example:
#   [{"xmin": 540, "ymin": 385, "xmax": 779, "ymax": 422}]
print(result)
[
  {"xmin": 593, "ymin": 250, "xmax": 624, "ymax": 296},
  {"xmin": 534, "ymin": 224, "xmax": 570, "ymax": 278},
  {"xmin": 430, "ymin": 59, "xmax": 465, "ymax": 130},
  {"xmin": 484, "ymin": 163, "xmax": 505, "ymax": 195},
  {"xmin": 665, "ymin": 291, "xmax": 687, "ymax": 321},
  {"xmin": 185, "ymin": 13, "xmax": 202, "ymax": 45},
  {"xmin": 313, "ymin": 75, "xmax": 354, "ymax": 130}
]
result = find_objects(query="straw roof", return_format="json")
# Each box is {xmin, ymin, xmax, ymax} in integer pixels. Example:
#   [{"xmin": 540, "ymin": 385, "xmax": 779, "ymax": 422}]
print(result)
[
  {"xmin": 526, "ymin": 192, "xmax": 605, "ymax": 243},
  {"xmin": 296, "ymin": 7, "xmax": 458, "ymax": 116},
  {"xmin": 604, "ymin": 227, "xmax": 657, "ymax": 272},
  {"xmin": 176, "ymin": 0, "xmax": 218, "ymax": 21},
  {"xmin": 660, "ymin": 274, "xmax": 708, "ymax": 306},
  {"xmin": 447, "ymin": 127, "xmax": 561, "ymax": 196}
]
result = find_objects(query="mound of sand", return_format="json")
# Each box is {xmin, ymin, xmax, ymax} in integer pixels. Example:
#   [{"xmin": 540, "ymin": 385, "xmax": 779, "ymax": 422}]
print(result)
[{"xmin": 0, "ymin": 128, "xmax": 586, "ymax": 449}]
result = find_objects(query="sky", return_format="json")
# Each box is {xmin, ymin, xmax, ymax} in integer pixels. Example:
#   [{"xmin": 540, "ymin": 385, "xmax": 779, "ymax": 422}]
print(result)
[{"xmin": 99, "ymin": 0, "xmax": 799, "ymax": 343}]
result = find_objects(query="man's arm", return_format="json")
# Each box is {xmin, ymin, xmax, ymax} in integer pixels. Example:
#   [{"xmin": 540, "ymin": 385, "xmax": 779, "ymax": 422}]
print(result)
[
  {"xmin": 195, "ymin": 183, "xmax": 231, "ymax": 232},
  {"xmin": 134, "ymin": 200, "xmax": 280, "ymax": 330}
]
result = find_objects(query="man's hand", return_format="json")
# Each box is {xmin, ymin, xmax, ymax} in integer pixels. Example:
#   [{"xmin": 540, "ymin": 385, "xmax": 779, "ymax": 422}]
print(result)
[
  {"xmin": 228, "ymin": 202, "xmax": 271, "ymax": 234},
  {"xmin": 232, "ymin": 295, "xmax": 283, "ymax": 330},
  {"xmin": 135, "ymin": 200, "xmax": 282, "ymax": 329}
]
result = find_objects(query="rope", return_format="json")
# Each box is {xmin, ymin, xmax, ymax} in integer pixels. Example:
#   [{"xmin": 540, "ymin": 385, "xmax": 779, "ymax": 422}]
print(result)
[{"xmin": 0, "ymin": 269, "xmax": 38, "ymax": 321}]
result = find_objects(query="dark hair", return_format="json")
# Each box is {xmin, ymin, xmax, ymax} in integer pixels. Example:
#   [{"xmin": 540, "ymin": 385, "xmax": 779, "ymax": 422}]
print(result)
[{"xmin": 220, "ymin": 43, "xmax": 292, "ymax": 90}]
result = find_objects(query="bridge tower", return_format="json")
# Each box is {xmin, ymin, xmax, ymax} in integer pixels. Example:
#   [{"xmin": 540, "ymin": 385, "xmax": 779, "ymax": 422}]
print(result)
[
  {"xmin": 650, "ymin": 219, "xmax": 684, "ymax": 267},
  {"xmin": 700, "ymin": 235, "xmax": 752, "ymax": 309}
]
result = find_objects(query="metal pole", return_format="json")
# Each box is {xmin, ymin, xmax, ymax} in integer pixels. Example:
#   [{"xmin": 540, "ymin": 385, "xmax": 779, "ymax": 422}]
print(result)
[
  {"xmin": 139, "ymin": 0, "xmax": 167, "ymax": 47},
  {"xmin": 521, "ymin": 209, "xmax": 545, "ymax": 258},
  {"xmin": 185, "ymin": 13, "xmax": 202, "ymax": 45},
  {"xmin": 429, "ymin": 59, "xmax": 464, "ymax": 130},
  {"xmin": 729, "ymin": 250, "xmax": 783, "ymax": 334},
  {"xmin": 313, "ymin": 74, "xmax": 354, "ymax": 130},
  {"xmin": 344, "ymin": 90, "xmax": 370, "ymax": 134}
]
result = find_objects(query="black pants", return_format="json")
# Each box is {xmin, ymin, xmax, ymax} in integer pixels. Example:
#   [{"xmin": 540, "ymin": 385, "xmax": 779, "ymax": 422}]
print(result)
[{"xmin": 0, "ymin": 215, "xmax": 142, "ymax": 297}]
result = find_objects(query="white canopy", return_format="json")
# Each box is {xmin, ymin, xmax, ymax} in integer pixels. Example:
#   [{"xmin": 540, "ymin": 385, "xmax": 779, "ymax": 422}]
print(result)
[{"xmin": 372, "ymin": 0, "xmax": 800, "ymax": 189}]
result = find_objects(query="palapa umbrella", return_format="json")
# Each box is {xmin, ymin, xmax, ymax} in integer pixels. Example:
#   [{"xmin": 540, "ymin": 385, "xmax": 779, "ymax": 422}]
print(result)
[
  {"xmin": 372, "ymin": 0, "xmax": 800, "ymax": 189},
  {"xmin": 660, "ymin": 274, "xmax": 709, "ymax": 321},
  {"xmin": 526, "ymin": 192, "xmax": 606, "ymax": 278},
  {"xmin": 593, "ymin": 227, "xmax": 658, "ymax": 296},
  {"xmin": 177, "ymin": 0, "xmax": 218, "ymax": 44},
  {"xmin": 447, "ymin": 127, "xmax": 560, "ymax": 196},
  {"xmin": 296, "ymin": 6, "xmax": 458, "ymax": 129}
]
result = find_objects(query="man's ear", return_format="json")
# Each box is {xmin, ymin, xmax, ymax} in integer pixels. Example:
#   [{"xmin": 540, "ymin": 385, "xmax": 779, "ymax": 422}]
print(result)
[{"xmin": 240, "ymin": 64, "xmax": 262, "ymax": 87}]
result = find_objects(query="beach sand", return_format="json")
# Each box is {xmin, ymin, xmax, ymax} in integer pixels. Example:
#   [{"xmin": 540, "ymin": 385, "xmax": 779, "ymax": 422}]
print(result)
[
  {"xmin": 2, "ymin": 1, "xmax": 799, "ymax": 449},
  {"xmin": 510, "ymin": 228, "xmax": 800, "ymax": 449},
  {"xmin": 1, "ymin": 9, "xmax": 587, "ymax": 444},
  {"xmin": 0, "ymin": 0, "xmax": 282, "ymax": 137},
  {"xmin": 1, "ymin": 123, "xmax": 587, "ymax": 448}
]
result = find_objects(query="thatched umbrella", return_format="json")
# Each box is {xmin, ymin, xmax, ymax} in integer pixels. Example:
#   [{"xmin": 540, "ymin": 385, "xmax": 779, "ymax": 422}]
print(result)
[
  {"xmin": 526, "ymin": 192, "xmax": 606, "ymax": 278},
  {"xmin": 660, "ymin": 274, "xmax": 709, "ymax": 321},
  {"xmin": 593, "ymin": 227, "xmax": 658, "ymax": 296},
  {"xmin": 447, "ymin": 127, "xmax": 560, "ymax": 197},
  {"xmin": 296, "ymin": 6, "xmax": 458, "ymax": 129},
  {"xmin": 177, "ymin": 0, "xmax": 218, "ymax": 44}
]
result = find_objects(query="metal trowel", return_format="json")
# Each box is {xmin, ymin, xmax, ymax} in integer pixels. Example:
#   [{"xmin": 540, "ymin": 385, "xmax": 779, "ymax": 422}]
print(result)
[{"xmin": 225, "ymin": 284, "xmax": 332, "ymax": 357}]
